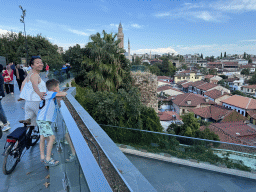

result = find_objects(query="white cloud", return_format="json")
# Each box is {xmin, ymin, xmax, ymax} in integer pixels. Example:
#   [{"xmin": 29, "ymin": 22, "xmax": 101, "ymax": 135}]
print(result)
[
  {"xmin": 194, "ymin": 11, "xmax": 215, "ymax": 22},
  {"xmin": 240, "ymin": 39, "xmax": 256, "ymax": 42},
  {"xmin": 0, "ymin": 29, "xmax": 10, "ymax": 35},
  {"xmin": 131, "ymin": 24, "xmax": 143, "ymax": 29},
  {"xmin": 110, "ymin": 23, "xmax": 119, "ymax": 28},
  {"xmin": 154, "ymin": 0, "xmax": 256, "ymax": 22},
  {"xmin": 0, "ymin": 29, "xmax": 18, "ymax": 36},
  {"xmin": 132, "ymin": 47, "xmax": 178, "ymax": 55},
  {"xmin": 212, "ymin": 0, "xmax": 256, "ymax": 12},
  {"xmin": 67, "ymin": 29, "xmax": 89, "ymax": 36}
]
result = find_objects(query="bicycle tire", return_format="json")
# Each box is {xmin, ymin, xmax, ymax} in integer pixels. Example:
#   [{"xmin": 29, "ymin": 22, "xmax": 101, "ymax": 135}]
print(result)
[
  {"xmin": 30, "ymin": 127, "xmax": 40, "ymax": 146},
  {"xmin": 2, "ymin": 142, "xmax": 20, "ymax": 175}
]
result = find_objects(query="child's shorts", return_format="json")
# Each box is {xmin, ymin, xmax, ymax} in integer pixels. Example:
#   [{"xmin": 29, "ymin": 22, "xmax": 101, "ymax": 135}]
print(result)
[{"xmin": 36, "ymin": 120, "xmax": 54, "ymax": 137}]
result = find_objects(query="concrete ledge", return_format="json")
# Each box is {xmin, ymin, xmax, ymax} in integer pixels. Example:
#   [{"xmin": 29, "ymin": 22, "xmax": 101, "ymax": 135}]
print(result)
[{"xmin": 120, "ymin": 147, "xmax": 256, "ymax": 181}]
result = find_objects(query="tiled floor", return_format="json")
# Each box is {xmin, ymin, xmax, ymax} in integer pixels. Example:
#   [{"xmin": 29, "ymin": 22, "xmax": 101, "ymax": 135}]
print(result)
[{"xmin": 0, "ymin": 75, "xmax": 50, "ymax": 192}]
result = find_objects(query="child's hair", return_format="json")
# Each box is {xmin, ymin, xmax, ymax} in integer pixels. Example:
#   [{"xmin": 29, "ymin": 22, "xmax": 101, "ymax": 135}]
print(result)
[{"xmin": 46, "ymin": 79, "xmax": 60, "ymax": 91}]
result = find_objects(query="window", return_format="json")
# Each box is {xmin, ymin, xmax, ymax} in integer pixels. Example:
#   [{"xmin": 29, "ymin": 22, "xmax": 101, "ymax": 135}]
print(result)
[
  {"xmin": 238, "ymin": 110, "xmax": 240, "ymax": 113},
  {"xmin": 242, "ymin": 111, "xmax": 244, "ymax": 115},
  {"xmin": 182, "ymin": 109, "xmax": 185, "ymax": 114}
]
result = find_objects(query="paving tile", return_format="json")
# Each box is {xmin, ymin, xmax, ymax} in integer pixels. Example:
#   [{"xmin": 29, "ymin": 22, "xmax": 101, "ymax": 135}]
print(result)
[{"xmin": 0, "ymin": 76, "xmax": 50, "ymax": 192}]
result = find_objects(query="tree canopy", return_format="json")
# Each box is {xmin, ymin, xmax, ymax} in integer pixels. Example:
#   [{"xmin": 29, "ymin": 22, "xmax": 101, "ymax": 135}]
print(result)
[
  {"xmin": 74, "ymin": 30, "xmax": 131, "ymax": 92},
  {"xmin": 0, "ymin": 31, "xmax": 64, "ymax": 69}
]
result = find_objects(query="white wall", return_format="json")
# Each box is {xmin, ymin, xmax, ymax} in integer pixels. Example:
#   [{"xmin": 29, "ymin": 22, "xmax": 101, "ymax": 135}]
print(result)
[{"xmin": 222, "ymin": 103, "xmax": 246, "ymax": 116}]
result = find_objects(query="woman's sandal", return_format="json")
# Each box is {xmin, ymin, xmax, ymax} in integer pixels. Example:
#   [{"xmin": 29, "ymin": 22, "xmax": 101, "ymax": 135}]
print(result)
[
  {"xmin": 65, "ymin": 154, "xmax": 76, "ymax": 163},
  {"xmin": 44, "ymin": 158, "xmax": 60, "ymax": 167}
]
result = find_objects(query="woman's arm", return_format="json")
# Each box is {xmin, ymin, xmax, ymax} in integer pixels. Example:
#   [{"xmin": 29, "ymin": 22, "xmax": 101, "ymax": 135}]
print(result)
[
  {"xmin": 30, "ymin": 73, "xmax": 45, "ymax": 99},
  {"xmin": 20, "ymin": 77, "xmax": 27, "ymax": 92}
]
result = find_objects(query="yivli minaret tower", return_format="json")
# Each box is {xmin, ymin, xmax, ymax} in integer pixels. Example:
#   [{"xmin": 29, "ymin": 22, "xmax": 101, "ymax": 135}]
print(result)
[
  {"xmin": 117, "ymin": 22, "xmax": 124, "ymax": 49},
  {"xmin": 128, "ymin": 38, "xmax": 131, "ymax": 60}
]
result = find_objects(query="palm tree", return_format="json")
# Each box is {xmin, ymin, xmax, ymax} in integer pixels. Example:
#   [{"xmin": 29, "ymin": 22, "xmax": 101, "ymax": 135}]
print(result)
[{"xmin": 81, "ymin": 30, "xmax": 129, "ymax": 92}]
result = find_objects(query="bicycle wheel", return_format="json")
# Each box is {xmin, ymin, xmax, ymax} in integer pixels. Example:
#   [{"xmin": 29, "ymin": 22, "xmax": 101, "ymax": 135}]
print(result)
[
  {"xmin": 2, "ymin": 142, "xmax": 20, "ymax": 175},
  {"xmin": 30, "ymin": 126, "xmax": 40, "ymax": 146}
]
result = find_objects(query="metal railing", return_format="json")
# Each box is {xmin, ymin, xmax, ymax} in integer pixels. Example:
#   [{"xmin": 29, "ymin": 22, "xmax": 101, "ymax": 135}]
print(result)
[{"xmin": 100, "ymin": 124, "xmax": 256, "ymax": 174}]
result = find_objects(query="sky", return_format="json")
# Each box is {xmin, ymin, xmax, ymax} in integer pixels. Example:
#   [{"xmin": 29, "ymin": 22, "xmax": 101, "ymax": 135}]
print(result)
[{"xmin": 0, "ymin": 0, "xmax": 256, "ymax": 57}]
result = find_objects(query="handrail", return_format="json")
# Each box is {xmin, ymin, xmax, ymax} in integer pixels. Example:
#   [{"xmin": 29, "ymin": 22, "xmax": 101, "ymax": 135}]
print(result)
[
  {"xmin": 99, "ymin": 124, "xmax": 256, "ymax": 149},
  {"xmin": 59, "ymin": 100, "xmax": 112, "ymax": 192}
]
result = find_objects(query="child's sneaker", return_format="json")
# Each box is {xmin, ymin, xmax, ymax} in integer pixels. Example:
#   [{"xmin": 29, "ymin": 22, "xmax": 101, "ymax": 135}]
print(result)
[{"xmin": 2, "ymin": 124, "xmax": 11, "ymax": 132}]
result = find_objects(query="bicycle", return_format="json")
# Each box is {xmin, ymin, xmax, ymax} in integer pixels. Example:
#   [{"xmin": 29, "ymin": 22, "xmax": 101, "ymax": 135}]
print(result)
[{"xmin": 2, "ymin": 119, "xmax": 40, "ymax": 175}]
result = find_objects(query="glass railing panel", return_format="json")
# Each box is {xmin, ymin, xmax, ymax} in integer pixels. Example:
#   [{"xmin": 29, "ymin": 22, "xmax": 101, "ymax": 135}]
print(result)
[
  {"xmin": 53, "ymin": 101, "xmax": 90, "ymax": 191},
  {"xmin": 100, "ymin": 125, "xmax": 256, "ymax": 173}
]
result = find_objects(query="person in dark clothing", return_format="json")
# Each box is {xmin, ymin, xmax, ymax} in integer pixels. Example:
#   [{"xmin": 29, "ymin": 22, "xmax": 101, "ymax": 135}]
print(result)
[
  {"xmin": 65, "ymin": 63, "xmax": 71, "ymax": 78},
  {"xmin": 15, "ymin": 64, "xmax": 26, "ymax": 91},
  {"xmin": 10, "ymin": 62, "xmax": 16, "ymax": 71},
  {"xmin": 0, "ymin": 64, "xmax": 11, "ymax": 136}
]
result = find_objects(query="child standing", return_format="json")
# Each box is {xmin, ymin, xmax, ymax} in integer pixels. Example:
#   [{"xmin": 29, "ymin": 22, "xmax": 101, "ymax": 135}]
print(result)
[{"xmin": 36, "ymin": 79, "xmax": 67, "ymax": 166}]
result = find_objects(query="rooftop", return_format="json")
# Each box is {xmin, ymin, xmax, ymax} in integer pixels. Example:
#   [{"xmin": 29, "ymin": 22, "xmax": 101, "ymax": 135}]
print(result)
[
  {"xmin": 190, "ymin": 105, "xmax": 232, "ymax": 121},
  {"xmin": 221, "ymin": 95, "xmax": 256, "ymax": 109},
  {"xmin": 242, "ymin": 84, "xmax": 256, "ymax": 89},
  {"xmin": 204, "ymin": 89, "xmax": 229, "ymax": 99},
  {"xmin": 172, "ymin": 93, "xmax": 215, "ymax": 107},
  {"xmin": 196, "ymin": 82, "xmax": 218, "ymax": 91},
  {"xmin": 158, "ymin": 111, "xmax": 181, "ymax": 121}
]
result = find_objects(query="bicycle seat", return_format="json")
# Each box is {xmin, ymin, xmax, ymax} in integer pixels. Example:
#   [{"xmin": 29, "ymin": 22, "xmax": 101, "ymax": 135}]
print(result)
[
  {"xmin": 17, "ymin": 98, "xmax": 25, "ymax": 101},
  {"xmin": 19, "ymin": 119, "xmax": 31, "ymax": 125}
]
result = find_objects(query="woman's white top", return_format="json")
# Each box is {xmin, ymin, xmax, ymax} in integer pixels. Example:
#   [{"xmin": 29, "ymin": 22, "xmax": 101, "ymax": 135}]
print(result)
[{"xmin": 20, "ymin": 72, "xmax": 46, "ymax": 101}]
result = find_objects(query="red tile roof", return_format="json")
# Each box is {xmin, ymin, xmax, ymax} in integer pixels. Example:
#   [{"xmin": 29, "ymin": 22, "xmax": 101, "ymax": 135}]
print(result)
[
  {"xmin": 204, "ymin": 89, "xmax": 229, "ymax": 99},
  {"xmin": 157, "ymin": 76, "xmax": 171, "ymax": 81},
  {"xmin": 241, "ymin": 84, "xmax": 256, "ymax": 89},
  {"xmin": 221, "ymin": 95, "xmax": 256, "ymax": 110},
  {"xmin": 211, "ymin": 122, "xmax": 256, "ymax": 137},
  {"xmin": 220, "ymin": 110, "xmax": 248, "ymax": 123},
  {"xmin": 207, "ymin": 62, "xmax": 222, "ymax": 65},
  {"xmin": 172, "ymin": 93, "xmax": 215, "ymax": 107},
  {"xmin": 240, "ymin": 64, "xmax": 254, "ymax": 69},
  {"xmin": 176, "ymin": 80, "xmax": 188, "ymax": 86},
  {"xmin": 181, "ymin": 81, "xmax": 194, "ymax": 88},
  {"xmin": 223, "ymin": 62, "xmax": 238, "ymax": 66},
  {"xmin": 225, "ymin": 77, "xmax": 239, "ymax": 82},
  {"xmin": 204, "ymin": 75, "xmax": 214, "ymax": 79},
  {"xmin": 190, "ymin": 105, "xmax": 231, "ymax": 121},
  {"xmin": 247, "ymin": 110, "xmax": 256, "ymax": 120},
  {"xmin": 158, "ymin": 111, "xmax": 181, "ymax": 121},
  {"xmin": 201, "ymin": 122, "xmax": 256, "ymax": 145},
  {"xmin": 196, "ymin": 82, "xmax": 218, "ymax": 91}
]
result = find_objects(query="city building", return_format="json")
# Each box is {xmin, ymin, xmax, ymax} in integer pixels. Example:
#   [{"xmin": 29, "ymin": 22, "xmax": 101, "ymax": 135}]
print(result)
[
  {"xmin": 221, "ymin": 95, "xmax": 256, "ymax": 116},
  {"xmin": 184, "ymin": 54, "xmax": 197, "ymax": 64},
  {"xmin": 204, "ymin": 89, "xmax": 231, "ymax": 104},
  {"xmin": 172, "ymin": 93, "xmax": 215, "ymax": 115},
  {"xmin": 174, "ymin": 70, "xmax": 203, "ymax": 84},
  {"xmin": 240, "ymin": 85, "xmax": 256, "ymax": 95}
]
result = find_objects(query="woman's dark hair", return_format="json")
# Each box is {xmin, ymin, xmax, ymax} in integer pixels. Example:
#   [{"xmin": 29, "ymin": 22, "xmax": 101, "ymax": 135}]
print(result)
[
  {"xmin": 0, "ymin": 64, "xmax": 3, "ymax": 73},
  {"xmin": 29, "ymin": 56, "xmax": 41, "ymax": 66}
]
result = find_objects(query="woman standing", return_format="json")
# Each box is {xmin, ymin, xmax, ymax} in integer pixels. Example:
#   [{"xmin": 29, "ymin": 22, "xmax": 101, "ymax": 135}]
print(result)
[
  {"xmin": 2, "ymin": 65, "xmax": 14, "ymax": 94},
  {"xmin": 0, "ymin": 64, "xmax": 11, "ymax": 134},
  {"xmin": 15, "ymin": 64, "xmax": 26, "ymax": 91},
  {"xmin": 20, "ymin": 56, "xmax": 47, "ymax": 130}
]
